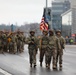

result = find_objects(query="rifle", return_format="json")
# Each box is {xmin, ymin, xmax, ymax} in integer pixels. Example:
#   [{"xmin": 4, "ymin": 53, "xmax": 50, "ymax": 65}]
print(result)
[
  {"xmin": 47, "ymin": 45, "xmax": 53, "ymax": 53},
  {"xmin": 32, "ymin": 38, "xmax": 37, "ymax": 48},
  {"xmin": 29, "ymin": 37, "xmax": 38, "ymax": 53},
  {"xmin": 17, "ymin": 35, "xmax": 22, "ymax": 41},
  {"xmin": 60, "ymin": 40, "xmax": 66, "ymax": 52}
]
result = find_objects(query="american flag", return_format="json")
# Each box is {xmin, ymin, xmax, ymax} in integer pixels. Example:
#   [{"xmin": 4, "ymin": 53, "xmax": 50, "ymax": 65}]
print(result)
[{"xmin": 40, "ymin": 17, "xmax": 49, "ymax": 31}]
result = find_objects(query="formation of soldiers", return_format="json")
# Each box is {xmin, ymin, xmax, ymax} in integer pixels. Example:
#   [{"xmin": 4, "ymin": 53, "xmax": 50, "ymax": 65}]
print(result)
[
  {"xmin": 26, "ymin": 29, "xmax": 65, "ymax": 70},
  {"xmin": 0, "ymin": 29, "xmax": 65, "ymax": 70},
  {"xmin": 0, "ymin": 30, "xmax": 25, "ymax": 54}
]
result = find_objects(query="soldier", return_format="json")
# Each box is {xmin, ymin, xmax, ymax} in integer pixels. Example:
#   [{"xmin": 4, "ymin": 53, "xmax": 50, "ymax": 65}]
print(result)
[
  {"xmin": 26, "ymin": 30, "xmax": 38, "ymax": 68},
  {"xmin": 46, "ymin": 29, "xmax": 60, "ymax": 69},
  {"xmin": 0, "ymin": 31, "xmax": 7, "ymax": 53},
  {"xmin": 7, "ymin": 32, "xmax": 14, "ymax": 54},
  {"xmin": 0, "ymin": 31, "xmax": 4, "ymax": 53},
  {"xmin": 12, "ymin": 32, "xmax": 17, "ymax": 54},
  {"xmin": 39, "ymin": 30, "xmax": 49, "ymax": 67},
  {"xmin": 5, "ymin": 31, "xmax": 9, "ymax": 52},
  {"xmin": 20, "ymin": 32, "xmax": 26, "ymax": 52},
  {"xmin": 1, "ymin": 31, "xmax": 7, "ymax": 52},
  {"xmin": 16, "ymin": 31, "xmax": 23, "ymax": 53},
  {"xmin": 56, "ymin": 30, "xmax": 65, "ymax": 70}
]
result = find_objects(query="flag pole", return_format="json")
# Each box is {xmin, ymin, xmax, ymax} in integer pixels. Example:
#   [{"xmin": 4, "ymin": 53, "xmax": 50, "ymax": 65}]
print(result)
[
  {"xmin": 46, "ymin": 0, "xmax": 47, "ymax": 9},
  {"xmin": 46, "ymin": 0, "xmax": 48, "ymax": 18}
]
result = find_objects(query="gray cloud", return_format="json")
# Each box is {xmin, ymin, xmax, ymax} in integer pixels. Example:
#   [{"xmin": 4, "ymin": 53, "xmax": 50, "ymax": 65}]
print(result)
[{"xmin": 0, "ymin": 0, "xmax": 52, "ymax": 25}]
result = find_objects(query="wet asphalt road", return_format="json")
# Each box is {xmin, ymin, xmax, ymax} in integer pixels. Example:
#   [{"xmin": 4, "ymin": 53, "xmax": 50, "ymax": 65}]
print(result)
[{"xmin": 0, "ymin": 45, "xmax": 76, "ymax": 75}]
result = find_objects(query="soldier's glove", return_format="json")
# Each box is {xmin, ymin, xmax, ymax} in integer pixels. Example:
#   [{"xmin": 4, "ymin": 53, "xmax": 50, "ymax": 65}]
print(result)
[
  {"xmin": 62, "ymin": 45, "xmax": 65, "ymax": 49},
  {"xmin": 30, "ymin": 41, "xmax": 35, "ymax": 44}
]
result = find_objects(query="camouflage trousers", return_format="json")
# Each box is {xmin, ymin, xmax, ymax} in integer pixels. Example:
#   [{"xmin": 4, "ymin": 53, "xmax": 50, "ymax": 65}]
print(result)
[
  {"xmin": 17, "ymin": 41, "xmax": 22, "ymax": 53},
  {"xmin": 13, "ymin": 43, "xmax": 17, "ymax": 53},
  {"xmin": 21, "ymin": 42, "xmax": 24, "ymax": 52},
  {"xmin": 45, "ymin": 48, "xmax": 57, "ymax": 66},
  {"xmin": 39, "ymin": 48, "xmax": 46, "ymax": 63},
  {"xmin": 29, "ymin": 49, "xmax": 37, "ymax": 65},
  {"xmin": 56, "ymin": 50, "xmax": 63, "ymax": 65},
  {"xmin": 0, "ymin": 46, "xmax": 3, "ymax": 53},
  {"xmin": 8, "ymin": 42, "xmax": 14, "ymax": 53},
  {"xmin": 3, "ymin": 42, "xmax": 7, "ymax": 52}
]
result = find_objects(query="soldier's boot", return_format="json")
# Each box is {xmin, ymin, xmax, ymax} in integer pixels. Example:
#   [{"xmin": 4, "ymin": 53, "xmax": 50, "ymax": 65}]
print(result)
[
  {"xmin": 40, "ymin": 62, "xmax": 42, "ymax": 67},
  {"xmin": 30, "ymin": 63, "xmax": 32, "ymax": 67},
  {"xmin": 53, "ymin": 64, "xmax": 56, "ymax": 69},
  {"xmin": 19, "ymin": 49, "xmax": 22, "ymax": 53},
  {"xmin": 34, "ymin": 63, "xmax": 37, "ymax": 68},
  {"xmin": 47, "ymin": 64, "xmax": 50, "ymax": 69},
  {"xmin": 59, "ymin": 64, "xmax": 62, "ymax": 70},
  {"xmin": 55, "ymin": 64, "xmax": 57, "ymax": 69},
  {"xmin": 46, "ymin": 63, "xmax": 48, "ymax": 68},
  {"xmin": 13, "ymin": 50, "xmax": 16, "ymax": 54}
]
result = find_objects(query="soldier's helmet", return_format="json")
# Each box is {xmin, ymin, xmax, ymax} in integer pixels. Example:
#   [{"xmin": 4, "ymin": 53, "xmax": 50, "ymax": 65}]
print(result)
[
  {"xmin": 17, "ymin": 30, "xmax": 20, "ymax": 34},
  {"xmin": 13, "ymin": 32, "xmax": 16, "ymax": 34},
  {"xmin": 5, "ymin": 31, "xmax": 9, "ymax": 34},
  {"xmin": 43, "ymin": 30, "xmax": 48, "ymax": 33},
  {"xmin": 49, "ymin": 29, "xmax": 54, "ymax": 35},
  {"xmin": 10, "ymin": 32, "xmax": 13, "ymax": 35},
  {"xmin": 20, "ymin": 31, "xmax": 23, "ymax": 33},
  {"xmin": 30, "ymin": 30, "xmax": 35, "ymax": 34},
  {"xmin": 56, "ymin": 30, "xmax": 61, "ymax": 34},
  {"xmin": 0, "ymin": 30, "xmax": 4, "ymax": 33},
  {"xmin": 49, "ymin": 29, "xmax": 54, "ymax": 33}
]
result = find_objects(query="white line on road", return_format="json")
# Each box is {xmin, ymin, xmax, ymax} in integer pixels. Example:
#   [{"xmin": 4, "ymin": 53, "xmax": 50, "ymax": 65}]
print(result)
[{"xmin": 0, "ymin": 68, "xmax": 12, "ymax": 75}]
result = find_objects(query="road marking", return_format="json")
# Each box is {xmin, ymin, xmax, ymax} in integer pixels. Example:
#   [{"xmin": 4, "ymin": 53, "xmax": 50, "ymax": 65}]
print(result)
[{"xmin": 0, "ymin": 68, "xmax": 12, "ymax": 75}]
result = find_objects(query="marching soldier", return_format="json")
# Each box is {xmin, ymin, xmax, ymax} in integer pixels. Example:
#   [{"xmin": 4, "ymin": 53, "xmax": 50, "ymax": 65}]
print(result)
[
  {"xmin": 0, "ymin": 31, "xmax": 4, "ymax": 53},
  {"xmin": 7, "ymin": 32, "xmax": 14, "ymax": 53},
  {"xmin": 5, "ymin": 31, "xmax": 9, "ymax": 52},
  {"xmin": 2, "ymin": 31, "xmax": 7, "ymax": 52},
  {"xmin": 16, "ymin": 31, "xmax": 23, "ymax": 53},
  {"xmin": 56, "ymin": 30, "xmax": 65, "ymax": 70},
  {"xmin": 39, "ymin": 30, "xmax": 49, "ymax": 67},
  {"xmin": 46, "ymin": 29, "xmax": 60, "ymax": 69},
  {"xmin": 26, "ymin": 30, "xmax": 38, "ymax": 68},
  {"xmin": 11, "ymin": 32, "xmax": 17, "ymax": 54},
  {"xmin": 20, "ymin": 32, "xmax": 26, "ymax": 52}
]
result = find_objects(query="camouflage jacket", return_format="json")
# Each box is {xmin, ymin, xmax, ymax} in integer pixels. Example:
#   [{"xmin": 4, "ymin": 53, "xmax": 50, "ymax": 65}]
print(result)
[
  {"xmin": 26, "ymin": 36, "xmax": 38, "ymax": 49},
  {"xmin": 57, "ymin": 36, "xmax": 65, "ymax": 50},
  {"xmin": 48, "ymin": 35, "xmax": 60, "ymax": 50},
  {"xmin": 40, "ymin": 35, "xmax": 49, "ymax": 49}
]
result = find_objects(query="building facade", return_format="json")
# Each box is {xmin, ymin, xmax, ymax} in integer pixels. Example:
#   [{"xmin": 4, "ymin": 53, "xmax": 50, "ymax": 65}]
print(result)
[
  {"xmin": 61, "ymin": 9, "xmax": 72, "ymax": 37},
  {"xmin": 61, "ymin": 0, "xmax": 76, "ymax": 38},
  {"xmin": 51, "ymin": 0, "xmax": 70, "ymax": 30},
  {"xmin": 71, "ymin": 0, "xmax": 76, "ymax": 8},
  {"xmin": 62, "ymin": 9, "xmax": 76, "ymax": 37}
]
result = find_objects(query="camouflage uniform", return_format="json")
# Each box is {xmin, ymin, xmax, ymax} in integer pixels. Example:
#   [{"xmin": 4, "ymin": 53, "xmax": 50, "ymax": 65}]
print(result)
[
  {"xmin": 56, "ymin": 30, "xmax": 65, "ymax": 70},
  {"xmin": 5, "ymin": 32, "xmax": 9, "ymax": 52},
  {"xmin": 26, "ymin": 30, "xmax": 38, "ymax": 67},
  {"xmin": 7, "ymin": 33, "xmax": 14, "ymax": 53},
  {"xmin": 20, "ymin": 32, "xmax": 26, "ymax": 52},
  {"xmin": 11, "ymin": 33, "xmax": 17, "ymax": 54},
  {"xmin": 16, "ymin": 32, "xmax": 23, "ymax": 53},
  {"xmin": 46, "ymin": 30, "xmax": 60, "ymax": 69},
  {"xmin": 0, "ymin": 31, "xmax": 4, "ymax": 53},
  {"xmin": 39, "ymin": 30, "xmax": 49, "ymax": 67},
  {"xmin": 1, "ymin": 32, "xmax": 7, "ymax": 52}
]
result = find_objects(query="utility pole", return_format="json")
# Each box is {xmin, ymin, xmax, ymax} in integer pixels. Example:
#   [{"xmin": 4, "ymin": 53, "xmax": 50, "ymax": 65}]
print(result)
[{"xmin": 45, "ymin": 0, "xmax": 48, "ymax": 21}]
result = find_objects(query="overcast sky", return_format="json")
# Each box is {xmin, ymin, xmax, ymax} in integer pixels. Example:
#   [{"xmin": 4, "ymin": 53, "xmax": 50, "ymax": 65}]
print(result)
[{"xmin": 0, "ymin": 0, "xmax": 52, "ymax": 25}]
